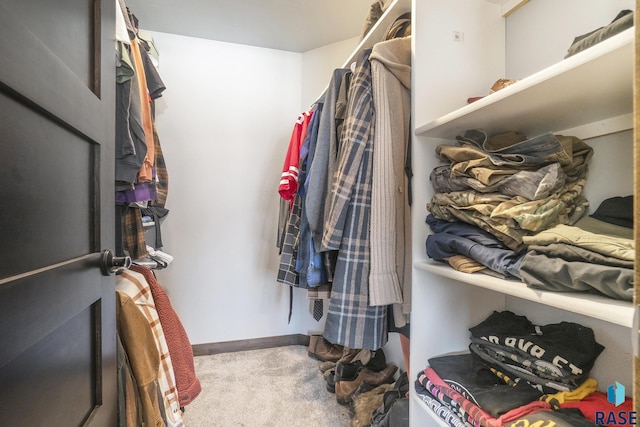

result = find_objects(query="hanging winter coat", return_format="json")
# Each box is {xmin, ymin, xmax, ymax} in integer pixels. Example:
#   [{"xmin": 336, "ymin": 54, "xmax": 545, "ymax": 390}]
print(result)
[{"xmin": 321, "ymin": 49, "xmax": 387, "ymax": 350}]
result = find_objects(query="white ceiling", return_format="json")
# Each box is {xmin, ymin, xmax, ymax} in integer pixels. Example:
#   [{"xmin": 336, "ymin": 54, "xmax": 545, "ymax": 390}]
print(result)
[{"xmin": 124, "ymin": 0, "xmax": 377, "ymax": 52}]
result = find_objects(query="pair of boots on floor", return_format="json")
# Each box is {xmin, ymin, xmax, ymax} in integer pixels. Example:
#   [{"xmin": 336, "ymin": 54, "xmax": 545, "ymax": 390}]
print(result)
[{"xmin": 308, "ymin": 335, "xmax": 398, "ymax": 406}]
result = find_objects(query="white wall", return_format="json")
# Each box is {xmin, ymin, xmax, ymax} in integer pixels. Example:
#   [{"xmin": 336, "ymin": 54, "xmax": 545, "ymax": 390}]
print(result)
[
  {"xmin": 150, "ymin": 31, "xmax": 316, "ymax": 345},
  {"xmin": 301, "ymin": 36, "xmax": 359, "ymax": 108},
  {"xmin": 506, "ymin": 0, "xmax": 634, "ymax": 78},
  {"xmin": 149, "ymin": 31, "xmax": 369, "ymax": 347}
]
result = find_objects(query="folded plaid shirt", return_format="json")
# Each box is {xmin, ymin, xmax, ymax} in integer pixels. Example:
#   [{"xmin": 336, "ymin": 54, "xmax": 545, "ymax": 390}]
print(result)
[{"xmin": 118, "ymin": 205, "xmax": 147, "ymax": 260}]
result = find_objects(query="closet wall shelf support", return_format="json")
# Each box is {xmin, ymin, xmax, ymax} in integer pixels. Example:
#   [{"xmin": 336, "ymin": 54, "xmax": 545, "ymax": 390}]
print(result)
[
  {"xmin": 415, "ymin": 27, "xmax": 634, "ymax": 139},
  {"xmin": 414, "ymin": 261, "xmax": 634, "ymax": 327}
]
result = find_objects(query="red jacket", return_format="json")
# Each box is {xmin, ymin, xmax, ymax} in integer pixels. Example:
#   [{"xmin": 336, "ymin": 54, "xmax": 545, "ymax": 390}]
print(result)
[
  {"xmin": 278, "ymin": 110, "xmax": 312, "ymax": 203},
  {"xmin": 130, "ymin": 265, "xmax": 202, "ymax": 407}
]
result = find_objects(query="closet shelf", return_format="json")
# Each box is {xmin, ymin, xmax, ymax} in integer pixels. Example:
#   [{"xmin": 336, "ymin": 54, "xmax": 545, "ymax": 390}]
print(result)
[
  {"xmin": 313, "ymin": 0, "xmax": 411, "ymax": 103},
  {"xmin": 411, "ymin": 393, "xmax": 449, "ymax": 427},
  {"xmin": 340, "ymin": 0, "xmax": 412, "ymax": 69},
  {"xmin": 484, "ymin": 0, "xmax": 530, "ymax": 17},
  {"xmin": 415, "ymin": 27, "xmax": 634, "ymax": 139},
  {"xmin": 414, "ymin": 260, "xmax": 634, "ymax": 327}
]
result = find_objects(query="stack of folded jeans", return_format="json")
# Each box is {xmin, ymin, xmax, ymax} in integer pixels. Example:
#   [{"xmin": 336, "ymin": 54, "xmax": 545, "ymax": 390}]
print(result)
[
  {"xmin": 519, "ymin": 196, "xmax": 634, "ymax": 301},
  {"xmin": 428, "ymin": 129, "xmax": 593, "ymax": 253}
]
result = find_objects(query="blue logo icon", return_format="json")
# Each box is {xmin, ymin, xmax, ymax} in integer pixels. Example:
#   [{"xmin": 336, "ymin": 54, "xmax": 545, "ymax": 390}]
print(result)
[{"xmin": 608, "ymin": 382, "xmax": 625, "ymax": 407}]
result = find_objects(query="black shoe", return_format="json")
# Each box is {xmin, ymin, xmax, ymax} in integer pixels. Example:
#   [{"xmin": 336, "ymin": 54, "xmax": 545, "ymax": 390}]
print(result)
[
  {"xmin": 324, "ymin": 368, "xmax": 336, "ymax": 393},
  {"xmin": 335, "ymin": 360, "xmax": 363, "ymax": 382},
  {"xmin": 334, "ymin": 347, "xmax": 387, "ymax": 383},
  {"xmin": 366, "ymin": 348, "xmax": 387, "ymax": 372}
]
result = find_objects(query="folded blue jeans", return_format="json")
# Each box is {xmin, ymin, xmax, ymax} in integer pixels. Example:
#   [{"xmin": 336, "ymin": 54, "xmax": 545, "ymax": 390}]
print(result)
[{"xmin": 456, "ymin": 129, "xmax": 572, "ymax": 167}]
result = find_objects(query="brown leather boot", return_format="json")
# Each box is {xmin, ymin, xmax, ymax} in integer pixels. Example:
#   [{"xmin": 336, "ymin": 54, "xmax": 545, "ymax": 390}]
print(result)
[
  {"xmin": 318, "ymin": 361, "xmax": 336, "ymax": 373},
  {"xmin": 308, "ymin": 335, "xmax": 343, "ymax": 362},
  {"xmin": 335, "ymin": 363, "xmax": 398, "ymax": 405},
  {"xmin": 337, "ymin": 347, "xmax": 371, "ymax": 365}
]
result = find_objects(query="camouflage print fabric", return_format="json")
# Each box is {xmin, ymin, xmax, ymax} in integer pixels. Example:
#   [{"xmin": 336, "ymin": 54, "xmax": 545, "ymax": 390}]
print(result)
[{"xmin": 428, "ymin": 179, "xmax": 589, "ymax": 252}]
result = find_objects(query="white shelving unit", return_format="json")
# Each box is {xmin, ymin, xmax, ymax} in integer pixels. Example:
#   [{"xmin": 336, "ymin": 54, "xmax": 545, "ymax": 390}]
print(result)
[
  {"xmin": 416, "ymin": 28, "xmax": 633, "ymax": 140},
  {"xmin": 410, "ymin": 1, "xmax": 636, "ymax": 425},
  {"xmin": 415, "ymin": 261, "xmax": 634, "ymax": 327}
]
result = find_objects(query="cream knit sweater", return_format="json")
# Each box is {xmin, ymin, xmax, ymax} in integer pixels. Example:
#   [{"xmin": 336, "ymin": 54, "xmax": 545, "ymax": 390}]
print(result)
[{"xmin": 368, "ymin": 36, "xmax": 412, "ymax": 327}]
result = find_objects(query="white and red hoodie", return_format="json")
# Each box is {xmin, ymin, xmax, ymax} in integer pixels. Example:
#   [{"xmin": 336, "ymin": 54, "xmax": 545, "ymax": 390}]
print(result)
[{"xmin": 278, "ymin": 110, "xmax": 312, "ymax": 204}]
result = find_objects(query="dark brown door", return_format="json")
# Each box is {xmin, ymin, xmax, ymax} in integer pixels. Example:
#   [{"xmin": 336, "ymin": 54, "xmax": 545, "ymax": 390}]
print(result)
[{"xmin": 0, "ymin": 1, "xmax": 117, "ymax": 425}]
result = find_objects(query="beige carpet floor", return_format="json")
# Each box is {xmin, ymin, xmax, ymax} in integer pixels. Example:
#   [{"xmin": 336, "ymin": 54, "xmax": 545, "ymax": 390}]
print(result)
[{"xmin": 182, "ymin": 345, "xmax": 352, "ymax": 426}]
